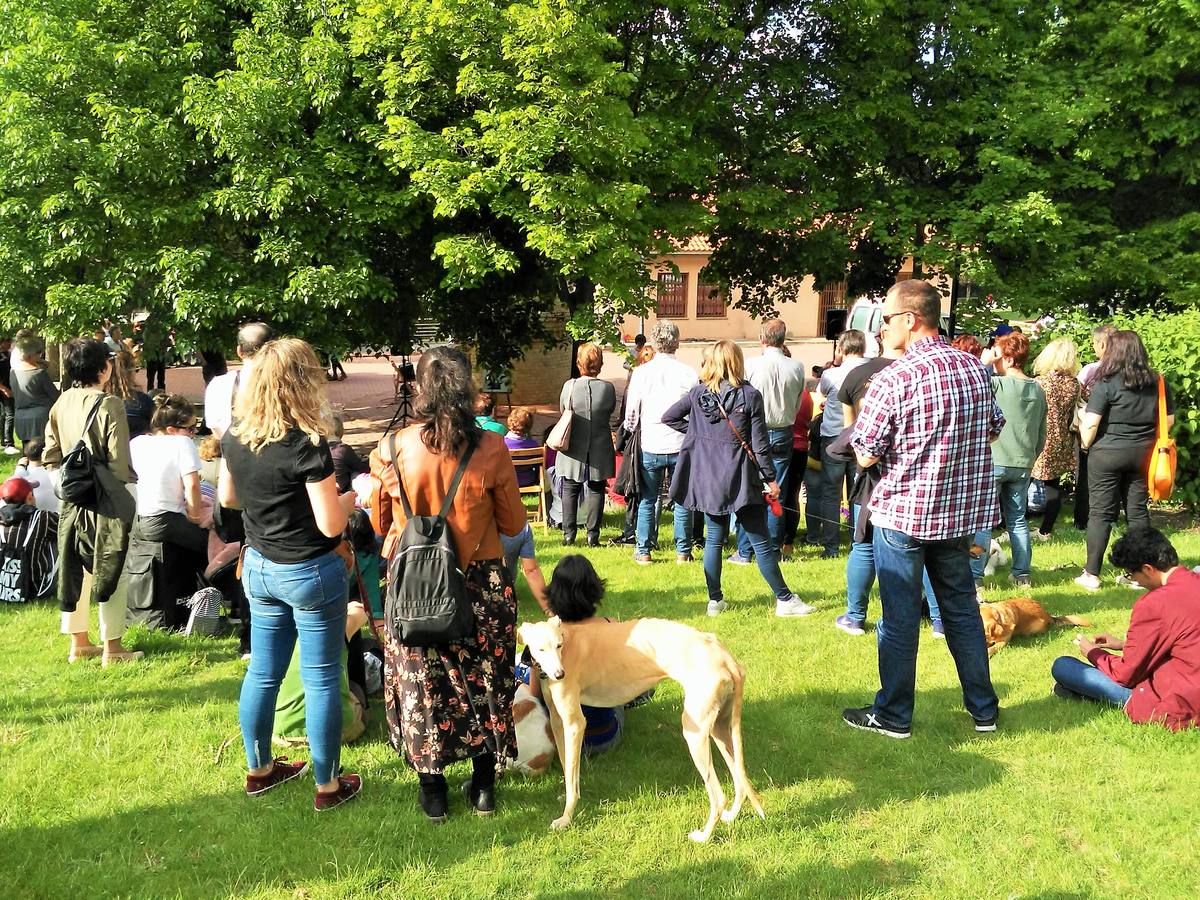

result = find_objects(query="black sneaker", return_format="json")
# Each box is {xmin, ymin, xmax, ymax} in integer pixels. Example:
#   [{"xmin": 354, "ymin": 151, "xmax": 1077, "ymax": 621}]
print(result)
[
  {"xmin": 1052, "ymin": 683, "xmax": 1085, "ymax": 702},
  {"xmin": 842, "ymin": 706, "xmax": 911, "ymax": 739},
  {"xmin": 973, "ymin": 711, "xmax": 1000, "ymax": 733}
]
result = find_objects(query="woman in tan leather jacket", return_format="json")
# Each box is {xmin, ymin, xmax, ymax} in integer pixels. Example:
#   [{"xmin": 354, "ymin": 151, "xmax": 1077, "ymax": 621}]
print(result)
[{"xmin": 369, "ymin": 345, "xmax": 526, "ymax": 823}]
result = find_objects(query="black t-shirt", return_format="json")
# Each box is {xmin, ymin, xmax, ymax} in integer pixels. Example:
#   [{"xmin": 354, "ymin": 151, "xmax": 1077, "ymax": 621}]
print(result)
[
  {"xmin": 838, "ymin": 356, "xmax": 894, "ymax": 411},
  {"xmin": 1086, "ymin": 374, "xmax": 1175, "ymax": 451},
  {"xmin": 221, "ymin": 428, "xmax": 338, "ymax": 563}
]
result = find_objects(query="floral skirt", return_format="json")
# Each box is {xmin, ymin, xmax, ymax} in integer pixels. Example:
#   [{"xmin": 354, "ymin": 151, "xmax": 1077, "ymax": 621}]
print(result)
[{"xmin": 382, "ymin": 559, "xmax": 518, "ymax": 774}]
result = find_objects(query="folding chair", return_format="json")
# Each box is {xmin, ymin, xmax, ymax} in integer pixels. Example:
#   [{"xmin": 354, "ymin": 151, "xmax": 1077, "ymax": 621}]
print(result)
[{"xmin": 508, "ymin": 445, "xmax": 548, "ymax": 528}]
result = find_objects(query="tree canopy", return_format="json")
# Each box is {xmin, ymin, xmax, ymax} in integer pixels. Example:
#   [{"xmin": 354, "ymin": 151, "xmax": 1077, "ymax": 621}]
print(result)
[{"xmin": 1, "ymin": 1, "xmax": 1197, "ymax": 360}]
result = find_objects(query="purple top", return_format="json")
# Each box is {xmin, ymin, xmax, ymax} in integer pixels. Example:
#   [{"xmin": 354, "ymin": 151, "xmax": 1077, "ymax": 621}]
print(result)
[{"xmin": 505, "ymin": 432, "xmax": 542, "ymax": 487}]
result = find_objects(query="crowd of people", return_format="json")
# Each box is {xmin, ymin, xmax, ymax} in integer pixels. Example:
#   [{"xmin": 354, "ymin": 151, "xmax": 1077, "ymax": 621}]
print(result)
[{"xmin": 1, "ymin": 278, "xmax": 1197, "ymax": 823}]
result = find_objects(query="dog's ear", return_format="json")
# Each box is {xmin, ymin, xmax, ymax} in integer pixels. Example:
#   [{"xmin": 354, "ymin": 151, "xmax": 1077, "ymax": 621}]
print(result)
[
  {"xmin": 548, "ymin": 615, "xmax": 561, "ymax": 627},
  {"xmin": 517, "ymin": 622, "xmax": 532, "ymax": 643}
]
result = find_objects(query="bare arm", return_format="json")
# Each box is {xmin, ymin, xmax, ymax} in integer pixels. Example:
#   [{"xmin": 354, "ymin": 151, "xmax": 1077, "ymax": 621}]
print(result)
[
  {"xmin": 521, "ymin": 557, "xmax": 551, "ymax": 614},
  {"xmin": 183, "ymin": 471, "xmax": 204, "ymax": 522},
  {"xmin": 306, "ymin": 473, "xmax": 349, "ymax": 538},
  {"xmin": 218, "ymin": 457, "xmax": 239, "ymax": 509},
  {"xmin": 1079, "ymin": 411, "xmax": 1101, "ymax": 450}
]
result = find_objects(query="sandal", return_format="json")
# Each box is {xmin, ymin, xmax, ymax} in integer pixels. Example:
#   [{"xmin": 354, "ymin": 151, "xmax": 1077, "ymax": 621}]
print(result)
[{"xmin": 68, "ymin": 645, "xmax": 103, "ymax": 664}]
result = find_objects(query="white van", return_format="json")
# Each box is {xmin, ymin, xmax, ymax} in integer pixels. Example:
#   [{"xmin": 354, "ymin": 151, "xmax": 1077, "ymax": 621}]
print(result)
[{"xmin": 844, "ymin": 297, "xmax": 949, "ymax": 357}]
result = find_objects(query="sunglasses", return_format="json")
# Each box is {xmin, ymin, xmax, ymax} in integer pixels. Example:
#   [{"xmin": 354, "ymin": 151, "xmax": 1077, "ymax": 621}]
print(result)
[{"xmin": 881, "ymin": 310, "xmax": 914, "ymax": 326}]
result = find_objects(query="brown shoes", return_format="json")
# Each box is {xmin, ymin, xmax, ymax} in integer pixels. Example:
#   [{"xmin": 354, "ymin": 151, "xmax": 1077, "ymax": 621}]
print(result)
[
  {"xmin": 315, "ymin": 774, "xmax": 363, "ymax": 812},
  {"xmin": 68, "ymin": 645, "xmax": 103, "ymax": 664},
  {"xmin": 245, "ymin": 758, "xmax": 310, "ymax": 796},
  {"xmin": 102, "ymin": 649, "xmax": 145, "ymax": 668}
]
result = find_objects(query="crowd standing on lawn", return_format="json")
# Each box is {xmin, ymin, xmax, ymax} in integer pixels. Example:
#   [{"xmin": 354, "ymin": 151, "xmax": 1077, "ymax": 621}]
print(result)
[{"xmin": 2, "ymin": 278, "xmax": 1198, "ymax": 827}]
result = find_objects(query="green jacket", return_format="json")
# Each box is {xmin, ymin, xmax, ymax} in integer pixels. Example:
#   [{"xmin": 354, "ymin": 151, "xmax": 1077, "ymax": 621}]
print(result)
[{"xmin": 991, "ymin": 376, "xmax": 1048, "ymax": 470}]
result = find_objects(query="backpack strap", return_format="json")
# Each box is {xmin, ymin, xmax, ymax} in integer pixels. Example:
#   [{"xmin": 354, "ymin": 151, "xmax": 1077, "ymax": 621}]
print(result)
[
  {"xmin": 78, "ymin": 394, "xmax": 107, "ymax": 459},
  {"xmin": 388, "ymin": 430, "xmax": 477, "ymax": 523}
]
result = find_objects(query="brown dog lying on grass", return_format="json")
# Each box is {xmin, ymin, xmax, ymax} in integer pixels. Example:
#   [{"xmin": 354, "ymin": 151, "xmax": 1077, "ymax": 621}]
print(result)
[{"xmin": 979, "ymin": 598, "xmax": 1091, "ymax": 656}]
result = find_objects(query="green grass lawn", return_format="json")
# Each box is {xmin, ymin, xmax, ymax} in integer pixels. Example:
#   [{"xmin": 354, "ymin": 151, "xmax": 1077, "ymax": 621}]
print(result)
[{"xmin": 2, "ymin": 503, "xmax": 1199, "ymax": 898}]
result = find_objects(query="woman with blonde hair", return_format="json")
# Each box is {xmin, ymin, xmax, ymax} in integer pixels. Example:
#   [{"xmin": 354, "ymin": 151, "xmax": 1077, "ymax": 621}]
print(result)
[
  {"xmin": 219, "ymin": 337, "xmax": 361, "ymax": 811},
  {"xmin": 1030, "ymin": 337, "xmax": 1082, "ymax": 540},
  {"xmin": 555, "ymin": 341, "xmax": 616, "ymax": 546},
  {"xmin": 662, "ymin": 339, "xmax": 812, "ymax": 617},
  {"xmin": 369, "ymin": 345, "xmax": 526, "ymax": 822}
]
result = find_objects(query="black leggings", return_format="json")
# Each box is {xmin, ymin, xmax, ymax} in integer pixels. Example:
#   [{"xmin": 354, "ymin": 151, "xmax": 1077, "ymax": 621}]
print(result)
[
  {"xmin": 1036, "ymin": 476, "xmax": 1065, "ymax": 536},
  {"xmin": 1085, "ymin": 444, "xmax": 1151, "ymax": 575}
]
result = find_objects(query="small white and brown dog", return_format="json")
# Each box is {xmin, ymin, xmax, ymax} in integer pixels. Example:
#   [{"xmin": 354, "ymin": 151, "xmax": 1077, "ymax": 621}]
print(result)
[{"xmin": 518, "ymin": 615, "xmax": 765, "ymax": 843}]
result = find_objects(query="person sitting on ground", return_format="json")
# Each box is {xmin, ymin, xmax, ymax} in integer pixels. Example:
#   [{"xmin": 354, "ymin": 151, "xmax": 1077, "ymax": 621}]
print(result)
[
  {"xmin": 14, "ymin": 437, "xmax": 59, "ymax": 513},
  {"xmin": 0, "ymin": 476, "xmax": 58, "ymax": 604},
  {"xmin": 475, "ymin": 392, "xmax": 508, "ymax": 434},
  {"xmin": 503, "ymin": 406, "xmax": 542, "ymax": 488},
  {"xmin": 197, "ymin": 435, "xmax": 222, "ymax": 504},
  {"xmin": 328, "ymin": 415, "xmax": 369, "ymax": 494},
  {"xmin": 518, "ymin": 555, "xmax": 634, "ymax": 754},
  {"xmin": 1051, "ymin": 528, "xmax": 1200, "ymax": 730},
  {"xmin": 128, "ymin": 394, "xmax": 210, "ymax": 595}
]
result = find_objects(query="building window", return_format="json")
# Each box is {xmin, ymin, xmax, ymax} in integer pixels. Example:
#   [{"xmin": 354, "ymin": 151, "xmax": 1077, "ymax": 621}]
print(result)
[
  {"xmin": 696, "ymin": 278, "xmax": 726, "ymax": 318},
  {"xmin": 818, "ymin": 280, "xmax": 848, "ymax": 321},
  {"xmin": 656, "ymin": 272, "xmax": 688, "ymax": 317}
]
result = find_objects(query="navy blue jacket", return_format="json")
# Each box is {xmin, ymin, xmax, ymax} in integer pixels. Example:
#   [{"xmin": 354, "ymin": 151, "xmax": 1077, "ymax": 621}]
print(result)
[{"xmin": 662, "ymin": 381, "xmax": 776, "ymax": 515}]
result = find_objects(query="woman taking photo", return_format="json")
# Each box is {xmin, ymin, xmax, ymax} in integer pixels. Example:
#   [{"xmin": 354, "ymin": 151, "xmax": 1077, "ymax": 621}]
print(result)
[
  {"xmin": 1076, "ymin": 330, "xmax": 1173, "ymax": 591},
  {"xmin": 11, "ymin": 332, "xmax": 59, "ymax": 444},
  {"xmin": 1030, "ymin": 338, "xmax": 1081, "ymax": 540},
  {"xmin": 105, "ymin": 348, "xmax": 155, "ymax": 438},
  {"xmin": 662, "ymin": 339, "xmax": 813, "ymax": 618},
  {"xmin": 219, "ymin": 338, "xmax": 360, "ymax": 811},
  {"xmin": 556, "ymin": 342, "xmax": 616, "ymax": 546},
  {"xmin": 42, "ymin": 338, "xmax": 138, "ymax": 666},
  {"xmin": 369, "ymin": 346, "xmax": 526, "ymax": 822}
]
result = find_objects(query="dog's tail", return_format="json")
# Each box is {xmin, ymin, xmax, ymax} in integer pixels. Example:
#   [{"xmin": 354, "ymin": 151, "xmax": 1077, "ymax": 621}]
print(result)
[
  {"xmin": 1051, "ymin": 614, "xmax": 1092, "ymax": 628},
  {"xmin": 717, "ymin": 660, "xmax": 765, "ymax": 825}
]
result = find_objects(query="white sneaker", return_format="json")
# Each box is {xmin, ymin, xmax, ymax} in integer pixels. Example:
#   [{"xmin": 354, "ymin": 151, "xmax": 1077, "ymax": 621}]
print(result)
[
  {"xmin": 775, "ymin": 594, "xmax": 816, "ymax": 617},
  {"xmin": 1114, "ymin": 574, "xmax": 1145, "ymax": 591},
  {"xmin": 1031, "ymin": 530, "xmax": 1051, "ymax": 542},
  {"xmin": 706, "ymin": 599, "xmax": 728, "ymax": 617},
  {"xmin": 1074, "ymin": 571, "xmax": 1101, "ymax": 592},
  {"xmin": 2, "ymin": 445, "xmax": 18, "ymax": 455}
]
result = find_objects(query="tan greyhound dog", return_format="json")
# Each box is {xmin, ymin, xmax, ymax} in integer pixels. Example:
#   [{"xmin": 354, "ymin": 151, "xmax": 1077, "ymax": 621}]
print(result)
[{"xmin": 517, "ymin": 615, "xmax": 765, "ymax": 843}]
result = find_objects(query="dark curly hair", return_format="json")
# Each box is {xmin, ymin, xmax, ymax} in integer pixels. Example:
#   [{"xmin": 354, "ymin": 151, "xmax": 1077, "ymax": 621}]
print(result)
[
  {"xmin": 62, "ymin": 338, "xmax": 111, "ymax": 387},
  {"xmin": 413, "ymin": 345, "xmax": 480, "ymax": 456},
  {"xmin": 546, "ymin": 554, "xmax": 606, "ymax": 622},
  {"xmin": 1110, "ymin": 528, "xmax": 1178, "ymax": 573}
]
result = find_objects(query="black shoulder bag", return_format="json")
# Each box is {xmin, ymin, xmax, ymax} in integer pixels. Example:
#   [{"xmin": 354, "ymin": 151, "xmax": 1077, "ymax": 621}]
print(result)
[
  {"xmin": 383, "ymin": 433, "xmax": 477, "ymax": 646},
  {"xmin": 56, "ymin": 395, "xmax": 107, "ymax": 509}
]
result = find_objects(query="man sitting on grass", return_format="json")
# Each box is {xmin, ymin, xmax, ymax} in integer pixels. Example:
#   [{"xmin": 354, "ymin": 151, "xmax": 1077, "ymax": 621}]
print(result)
[{"xmin": 1051, "ymin": 527, "xmax": 1200, "ymax": 730}]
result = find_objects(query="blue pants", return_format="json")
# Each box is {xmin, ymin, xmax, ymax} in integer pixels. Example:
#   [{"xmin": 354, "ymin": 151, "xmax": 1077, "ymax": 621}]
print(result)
[
  {"xmin": 1051, "ymin": 657, "xmax": 1132, "ymax": 707},
  {"xmin": 972, "ymin": 465, "xmax": 1032, "ymax": 580},
  {"xmin": 735, "ymin": 429, "xmax": 791, "ymax": 558},
  {"xmin": 820, "ymin": 442, "xmax": 855, "ymax": 553},
  {"xmin": 636, "ymin": 451, "xmax": 692, "ymax": 557},
  {"xmin": 239, "ymin": 548, "xmax": 348, "ymax": 785},
  {"xmin": 872, "ymin": 527, "xmax": 998, "ymax": 728},
  {"xmin": 844, "ymin": 513, "xmax": 942, "ymax": 624},
  {"xmin": 704, "ymin": 505, "xmax": 790, "ymax": 604}
]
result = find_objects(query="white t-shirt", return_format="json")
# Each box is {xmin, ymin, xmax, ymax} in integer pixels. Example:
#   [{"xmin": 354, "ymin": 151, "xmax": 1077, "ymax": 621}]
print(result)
[
  {"xmin": 13, "ymin": 462, "xmax": 59, "ymax": 513},
  {"xmin": 129, "ymin": 434, "xmax": 202, "ymax": 517},
  {"xmin": 203, "ymin": 363, "xmax": 250, "ymax": 437}
]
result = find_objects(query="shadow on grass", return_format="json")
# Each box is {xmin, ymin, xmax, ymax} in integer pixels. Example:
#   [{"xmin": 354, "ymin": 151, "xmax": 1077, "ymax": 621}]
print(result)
[{"xmin": 540, "ymin": 855, "xmax": 922, "ymax": 898}]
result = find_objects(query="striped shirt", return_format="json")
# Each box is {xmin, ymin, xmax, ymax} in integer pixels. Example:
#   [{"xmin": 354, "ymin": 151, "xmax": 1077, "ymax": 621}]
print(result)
[{"xmin": 851, "ymin": 336, "xmax": 1004, "ymax": 541}]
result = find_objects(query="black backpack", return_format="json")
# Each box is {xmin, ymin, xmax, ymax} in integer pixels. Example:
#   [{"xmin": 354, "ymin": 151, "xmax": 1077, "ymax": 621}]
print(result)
[
  {"xmin": 383, "ymin": 434, "xmax": 476, "ymax": 646},
  {"xmin": 56, "ymin": 395, "xmax": 106, "ymax": 509}
]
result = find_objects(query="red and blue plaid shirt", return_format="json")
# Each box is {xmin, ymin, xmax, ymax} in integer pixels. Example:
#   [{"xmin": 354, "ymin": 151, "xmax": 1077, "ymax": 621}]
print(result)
[{"xmin": 851, "ymin": 336, "xmax": 1004, "ymax": 541}]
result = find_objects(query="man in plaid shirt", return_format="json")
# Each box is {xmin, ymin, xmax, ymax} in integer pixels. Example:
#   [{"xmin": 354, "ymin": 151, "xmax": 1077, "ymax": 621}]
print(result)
[{"xmin": 843, "ymin": 280, "xmax": 1003, "ymax": 739}]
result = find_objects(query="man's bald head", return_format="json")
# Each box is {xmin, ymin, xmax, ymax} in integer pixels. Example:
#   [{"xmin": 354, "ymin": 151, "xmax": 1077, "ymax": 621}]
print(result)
[{"xmin": 237, "ymin": 322, "xmax": 275, "ymax": 359}]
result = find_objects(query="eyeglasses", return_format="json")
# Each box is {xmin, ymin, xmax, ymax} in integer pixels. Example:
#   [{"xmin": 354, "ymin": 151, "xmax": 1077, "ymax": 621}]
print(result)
[{"xmin": 881, "ymin": 310, "xmax": 914, "ymax": 326}]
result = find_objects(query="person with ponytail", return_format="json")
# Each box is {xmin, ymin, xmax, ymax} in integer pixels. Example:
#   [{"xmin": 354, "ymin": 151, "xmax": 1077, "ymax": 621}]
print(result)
[
  {"xmin": 127, "ymin": 394, "xmax": 209, "ymax": 603},
  {"xmin": 219, "ymin": 338, "xmax": 361, "ymax": 811},
  {"xmin": 369, "ymin": 345, "xmax": 527, "ymax": 823}
]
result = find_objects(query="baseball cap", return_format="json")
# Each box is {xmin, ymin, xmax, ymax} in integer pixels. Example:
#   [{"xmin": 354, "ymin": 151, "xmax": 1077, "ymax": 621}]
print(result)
[
  {"xmin": 991, "ymin": 324, "xmax": 1015, "ymax": 338},
  {"xmin": 0, "ymin": 477, "xmax": 34, "ymax": 504}
]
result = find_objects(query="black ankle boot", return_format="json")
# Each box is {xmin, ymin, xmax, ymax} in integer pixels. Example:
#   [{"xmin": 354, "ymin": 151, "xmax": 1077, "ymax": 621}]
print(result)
[
  {"xmin": 464, "ymin": 753, "xmax": 496, "ymax": 816},
  {"xmin": 417, "ymin": 773, "xmax": 448, "ymax": 823}
]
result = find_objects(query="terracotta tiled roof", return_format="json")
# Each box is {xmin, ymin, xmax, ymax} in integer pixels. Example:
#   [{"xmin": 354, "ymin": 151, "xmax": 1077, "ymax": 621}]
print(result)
[{"xmin": 671, "ymin": 234, "xmax": 715, "ymax": 253}]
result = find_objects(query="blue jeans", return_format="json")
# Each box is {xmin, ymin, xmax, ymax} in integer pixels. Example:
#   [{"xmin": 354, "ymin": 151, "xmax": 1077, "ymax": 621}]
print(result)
[
  {"xmin": 735, "ymin": 429, "xmax": 791, "ymax": 557},
  {"xmin": 803, "ymin": 464, "xmax": 823, "ymax": 543},
  {"xmin": 636, "ymin": 451, "xmax": 692, "ymax": 557},
  {"xmin": 820, "ymin": 442, "xmax": 855, "ymax": 553},
  {"xmin": 703, "ymin": 506, "xmax": 790, "ymax": 604},
  {"xmin": 1051, "ymin": 657, "xmax": 1133, "ymax": 707},
  {"xmin": 844, "ymin": 516, "xmax": 942, "ymax": 624},
  {"xmin": 872, "ymin": 527, "xmax": 998, "ymax": 728},
  {"xmin": 239, "ymin": 547, "xmax": 348, "ymax": 785},
  {"xmin": 971, "ymin": 465, "xmax": 1033, "ymax": 579}
]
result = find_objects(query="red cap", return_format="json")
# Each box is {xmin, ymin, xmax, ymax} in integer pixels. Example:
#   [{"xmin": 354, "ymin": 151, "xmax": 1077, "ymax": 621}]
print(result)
[{"xmin": 0, "ymin": 477, "xmax": 34, "ymax": 504}]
